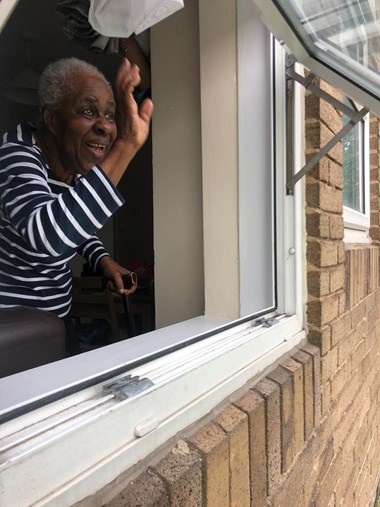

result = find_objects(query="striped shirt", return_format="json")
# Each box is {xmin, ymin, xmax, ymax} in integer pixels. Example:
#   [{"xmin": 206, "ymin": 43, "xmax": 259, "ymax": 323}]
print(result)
[{"xmin": 0, "ymin": 122, "xmax": 124, "ymax": 317}]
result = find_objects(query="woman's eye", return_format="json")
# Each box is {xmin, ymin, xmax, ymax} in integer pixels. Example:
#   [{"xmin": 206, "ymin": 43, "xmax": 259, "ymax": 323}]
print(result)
[
  {"xmin": 105, "ymin": 112, "xmax": 115, "ymax": 122},
  {"xmin": 82, "ymin": 108, "xmax": 94, "ymax": 117}
]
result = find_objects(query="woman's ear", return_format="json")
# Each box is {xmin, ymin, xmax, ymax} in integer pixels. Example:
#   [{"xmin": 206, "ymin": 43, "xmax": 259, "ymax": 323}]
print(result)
[{"xmin": 42, "ymin": 108, "xmax": 58, "ymax": 135}]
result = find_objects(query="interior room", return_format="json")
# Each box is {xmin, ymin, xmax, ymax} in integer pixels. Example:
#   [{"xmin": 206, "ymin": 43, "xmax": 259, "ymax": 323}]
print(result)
[{"xmin": 0, "ymin": 0, "xmax": 205, "ymax": 350}]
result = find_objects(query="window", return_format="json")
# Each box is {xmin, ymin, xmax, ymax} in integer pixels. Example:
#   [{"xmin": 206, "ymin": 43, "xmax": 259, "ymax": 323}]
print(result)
[
  {"xmin": 0, "ymin": 1, "xmax": 305, "ymax": 504},
  {"xmin": 253, "ymin": 0, "xmax": 380, "ymax": 115},
  {"xmin": 342, "ymin": 97, "xmax": 370, "ymax": 241},
  {"xmin": 253, "ymin": 0, "xmax": 375, "ymax": 243}
]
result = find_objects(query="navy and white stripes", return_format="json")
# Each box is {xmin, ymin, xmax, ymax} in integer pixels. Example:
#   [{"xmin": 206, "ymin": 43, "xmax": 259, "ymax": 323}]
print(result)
[{"xmin": 0, "ymin": 122, "xmax": 124, "ymax": 317}]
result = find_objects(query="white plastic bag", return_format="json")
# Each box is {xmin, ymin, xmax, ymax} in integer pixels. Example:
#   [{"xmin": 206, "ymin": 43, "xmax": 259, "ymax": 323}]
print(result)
[{"xmin": 88, "ymin": 0, "xmax": 184, "ymax": 37}]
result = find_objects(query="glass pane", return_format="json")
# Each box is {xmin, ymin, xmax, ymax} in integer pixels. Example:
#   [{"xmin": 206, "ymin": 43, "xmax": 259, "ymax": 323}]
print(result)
[
  {"xmin": 342, "ymin": 105, "xmax": 363, "ymax": 212},
  {"xmin": 272, "ymin": 0, "xmax": 380, "ymax": 101},
  {"xmin": 238, "ymin": 0, "xmax": 275, "ymax": 316}
]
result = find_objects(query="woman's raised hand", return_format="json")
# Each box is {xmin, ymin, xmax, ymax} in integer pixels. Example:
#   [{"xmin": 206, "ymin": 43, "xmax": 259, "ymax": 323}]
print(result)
[{"xmin": 114, "ymin": 58, "xmax": 153, "ymax": 152}]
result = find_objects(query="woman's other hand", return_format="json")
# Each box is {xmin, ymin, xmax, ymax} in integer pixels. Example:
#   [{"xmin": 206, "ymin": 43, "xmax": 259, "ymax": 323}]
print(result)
[{"xmin": 99, "ymin": 256, "xmax": 138, "ymax": 296}]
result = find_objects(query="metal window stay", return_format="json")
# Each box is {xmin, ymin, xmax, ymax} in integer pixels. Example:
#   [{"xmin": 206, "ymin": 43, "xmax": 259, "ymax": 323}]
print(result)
[{"xmin": 285, "ymin": 56, "xmax": 369, "ymax": 195}]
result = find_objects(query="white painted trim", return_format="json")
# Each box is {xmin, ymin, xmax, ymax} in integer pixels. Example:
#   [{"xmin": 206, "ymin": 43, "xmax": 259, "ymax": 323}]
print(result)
[
  {"xmin": 0, "ymin": 315, "xmax": 304, "ymax": 507},
  {"xmin": 0, "ymin": 315, "xmax": 229, "ymax": 417},
  {"xmin": 0, "ymin": 0, "xmax": 19, "ymax": 33}
]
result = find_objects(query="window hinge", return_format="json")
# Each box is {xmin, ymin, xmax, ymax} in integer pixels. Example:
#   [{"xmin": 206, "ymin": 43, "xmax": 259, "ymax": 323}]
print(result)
[
  {"xmin": 255, "ymin": 317, "xmax": 281, "ymax": 328},
  {"xmin": 103, "ymin": 374, "xmax": 154, "ymax": 401}
]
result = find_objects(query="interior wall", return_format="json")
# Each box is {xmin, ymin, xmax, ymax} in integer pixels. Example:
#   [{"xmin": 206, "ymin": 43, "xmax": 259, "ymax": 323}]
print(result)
[
  {"xmin": 151, "ymin": 1, "xmax": 204, "ymax": 328},
  {"xmin": 199, "ymin": 0, "xmax": 240, "ymax": 319}
]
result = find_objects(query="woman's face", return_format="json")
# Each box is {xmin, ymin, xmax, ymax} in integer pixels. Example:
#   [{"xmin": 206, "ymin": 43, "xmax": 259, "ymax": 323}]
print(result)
[{"xmin": 51, "ymin": 72, "xmax": 117, "ymax": 177}]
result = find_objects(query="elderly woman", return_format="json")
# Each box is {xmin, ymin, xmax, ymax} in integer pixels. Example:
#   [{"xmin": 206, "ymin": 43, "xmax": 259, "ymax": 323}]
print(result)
[{"xmin": 0, "ymin": 57, "xmax": 153, "ymax": 350}]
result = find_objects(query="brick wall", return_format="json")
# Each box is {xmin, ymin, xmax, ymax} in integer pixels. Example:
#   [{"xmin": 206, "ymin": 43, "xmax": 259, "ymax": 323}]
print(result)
[{"xmin": 78, "ymin": 81, "xmax": 380, "ymax": 507}]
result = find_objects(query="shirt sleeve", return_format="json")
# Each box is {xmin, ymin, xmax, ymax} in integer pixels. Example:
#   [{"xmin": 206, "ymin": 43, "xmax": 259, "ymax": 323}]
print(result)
[
  {"xmin": 0, "ymin": 143, "xmax": 124, "ymax": 257},
  {"xmin": 77, "ymin": 234, "xmax": 110, "ymax": 272}
]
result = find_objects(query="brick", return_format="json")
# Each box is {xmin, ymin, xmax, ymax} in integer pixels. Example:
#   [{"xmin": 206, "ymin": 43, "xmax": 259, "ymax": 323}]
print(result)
[
  {"xmin": 338, "ymin": 291, "xmax": 346, "ymax": 316},
  {"xmin": 253, "ymin": 379, "xmax": 281, "ymax": 495},
  {"xmin": 150, "ymin": 440, "xmax": 202, "ymax": 507},
  {"xmin": 215, "ymin": 405, "xmax": 250, "ymax": 507},
  {"xmin": 308, "ymin": 157, "xmax": 330, "ymax": 184},
  {"xmin": 321, "ymin": 124, "xmax": 343, "ymax": 165},
  {"xmin": 330, "ymin": 358, "xmax": 351, "ymax": 399},
  {"xmin": 307, "ymin": 294, "xmax": 340, "ymax": 326},
  {"xmin": 320, "ymin": 79, "xmax": 342, "ymax": 101},
  {"xmin": 330, "ymin": 312, "xmax": 352, "ymax": 347},
  {"xmin": 320, "ymin": 346, "xmax": 338, "ymax": 385},
  {"xmin": 292, "ymin": 350, "xmax": 314, "ymax": 439},
  {"xmin": 301, "ymin": 343, "xmax": 322, "ymax": 426},
  {"xmin": 306, "ymin": 211, "xmax": 330, "ymax": 238},
  {"xmin": 361, "ymin": 348, "xmax": 377, "ymax": 378},
  {"xmin": 307, "ymin": 240, "xmax": 339, "ymax": 267},
  {"xmin": 328, "ymin": 159, "xmax": 343, "ymax": 189},
  {"xmin": 321, "ymin": 380, "xmax": 332, "ymax": 414},
  {"xmin": 337, "ymin": 243, "xmax": 346, "ymax": 265},
  {"xmin": 320, "ymin": 98, "xmax": 341, "ymax": 134},
  {"xmin": 337, "ymin": 329, "xmax": 357, "ymax": 366},
  {"xmin": 366, "ymin": 327, "xmax": 377, "ymax": 354},
  {"xmin": 368, "ymin": 249, "xmax": 379, "ymax": 293},
  {"xmin": 308, "ymin": 268, "xmax": 330, "ymax": 297},
  {"xmin": 267, "ymin": 366, "xmax": 295, "ymax": 472},
  {"xmin": 306, "ymin": 181, "xmax": 328, "ymax": 209},
  {"xmin": 314, "ymin": 451, "xmax": 345, "ymax": 506},
  {"xmin": 188, "ymin": 424, "xmax": 229, "ymax": 507},
  {"xmin": 365, "ymin": 291, "xmax": 377, "ymax": 312},
  {"xmin": 234, "ymin": 391, "xmax": 267, "ymax": 507},
  {"xmin": 347, "ymin": 252, "xmax": 369, "ymax": 307},
  {"xmin": 308, "ymin": 325, "xmax": 331, "ymax": 355},
  {"xmin": 280, "ymin": 358, "xmax": 305, "ymax": 455},
  {"xmin": 320, "ymin": 183, "xmax": 343, "ymax": 212},
  {"xmin": 329, "ymin": 263, "xmax": 345, "ymax": 292},
  {"xmin": 334, "ymin": 453, "xmax": 355, "ymax": 503},
  {"xmin": 305, "ymin": 435, "xmax": 335, "ymax": 504},
  {"xmin": 367, "ymin": 306, "xmax": 378, "ymax": 334},
  {"xmin": 104, "ymin": 471, "xmax": 169, "ymax": 507},
  {"xmin": 329, "ymin": 214, "xmax": 344, "ymax": 240},
  {"xmin": 336, "ymin": 369, "xmax": 361, "ymax": 417}
]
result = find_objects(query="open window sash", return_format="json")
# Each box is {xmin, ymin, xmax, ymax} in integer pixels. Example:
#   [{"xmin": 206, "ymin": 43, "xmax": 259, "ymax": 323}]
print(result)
[{"xmin": 252, "ymin": 0, "xmax": 380, "ymax": 116}]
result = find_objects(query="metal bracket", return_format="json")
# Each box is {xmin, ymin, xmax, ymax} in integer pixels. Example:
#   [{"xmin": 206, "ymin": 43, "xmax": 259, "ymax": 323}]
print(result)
[
  {"xmin": 103, "ymin": 374, "xmax": 154, "ymax": 401},
  {"xmin": 255, "ymin": 317, "xmax": 280, "ymax": 328},
  {"xmin": 285, "ymin": 64, "xmax": 369, "ymax": 194}
]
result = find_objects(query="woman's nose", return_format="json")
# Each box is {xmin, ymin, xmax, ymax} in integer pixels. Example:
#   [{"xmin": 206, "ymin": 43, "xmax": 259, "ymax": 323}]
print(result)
[{"xmin": 94, "ymin": 116, "xmax": 113, "ymax": 134}]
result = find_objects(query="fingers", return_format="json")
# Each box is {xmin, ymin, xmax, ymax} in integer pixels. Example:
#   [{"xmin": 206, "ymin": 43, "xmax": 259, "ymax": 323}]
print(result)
[
  {"xmin": 107, "ymin": 272, "xmax": 138, "ymax": 296},
  {"xmin": 116, "ymin": 58, "xmax": 141, "ymax": 95},
  {"xmin": 139, "ymin": 98, "xmax": 154, "ymax": 125}
]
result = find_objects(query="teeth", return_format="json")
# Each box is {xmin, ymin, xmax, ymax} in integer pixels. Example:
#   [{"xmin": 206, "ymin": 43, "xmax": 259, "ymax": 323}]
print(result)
[{"xmin": 88, "ymin": 143, "xmax": 105, "ymax": 151}]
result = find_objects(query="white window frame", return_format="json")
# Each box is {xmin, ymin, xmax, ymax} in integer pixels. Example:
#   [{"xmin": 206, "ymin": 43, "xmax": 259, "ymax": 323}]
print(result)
[
  {"xmin": 252, "ymin": 0, "xmax": 380, "ymax": 117},
  {"xmin": 0, "ymin": 2, "xmax": 306, "ymax": 505}
]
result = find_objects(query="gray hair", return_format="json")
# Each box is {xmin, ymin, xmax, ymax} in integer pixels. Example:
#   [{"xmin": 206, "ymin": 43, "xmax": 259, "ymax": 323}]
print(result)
[{"xmin": 38, "ymin": 57, "xmax": 111, "ymax": 111}]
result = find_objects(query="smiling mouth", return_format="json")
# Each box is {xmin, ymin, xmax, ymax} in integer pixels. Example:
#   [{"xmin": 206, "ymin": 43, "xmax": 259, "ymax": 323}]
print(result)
[{"xmin": 87, "ymin": 142, "xmax": 107, "ymax": 157}]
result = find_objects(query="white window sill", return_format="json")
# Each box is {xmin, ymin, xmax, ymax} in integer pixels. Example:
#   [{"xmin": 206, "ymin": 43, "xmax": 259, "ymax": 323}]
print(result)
[
  {"xmin": 0, "ymin": 315, "xmax": 231, "ymax": 418},
  {"xmin": 343, "ymin": 226, "xmax": 371, "ymax": 244},
  {"xmin": 0, "ymin": 313, "xmax": 304, "ymax": 507}
]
